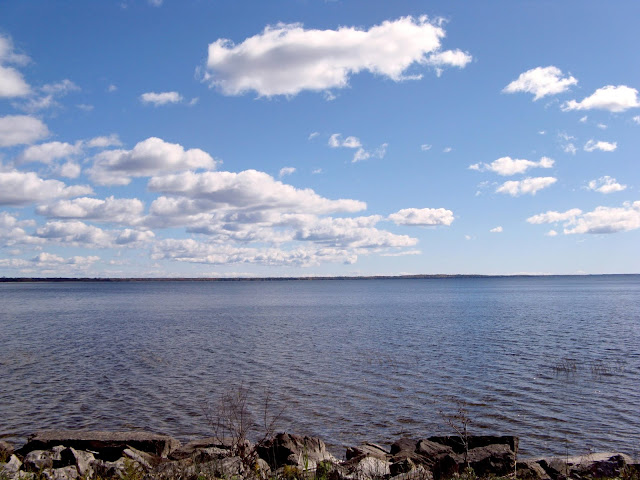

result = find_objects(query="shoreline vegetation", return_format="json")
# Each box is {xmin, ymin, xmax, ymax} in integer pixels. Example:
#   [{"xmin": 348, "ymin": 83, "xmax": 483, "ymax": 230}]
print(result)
[
  {"xmin": 0, "ymin": 274, "xmax": 638, "ymax": 283},
  {"xmin": 1, "ymin": 430, "xmax": 638, "ymax": 480}
]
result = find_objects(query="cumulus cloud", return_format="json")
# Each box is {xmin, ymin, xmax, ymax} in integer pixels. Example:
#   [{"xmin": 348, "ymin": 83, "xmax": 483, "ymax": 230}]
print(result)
[
  {"xmin": 18, "ymin": 141, "xmax": 82, "ymax": 164},
  {"xmin": 36, "ymin": 220, "xmax": 153, "ymax": 248},
  {"xmin": 353, "ymin": 143, "xmax": 388, "ymax": 163},
  {"xmin": 0, "ymin": 115, "xmax": 49, "ymax": 147},
  {"xmin": 421, "ymin": 144, "xmax": 432, "ymax": 151},
  {"xmin": 328, "ymin": 134, "xmax": 362, "ymax": 148},
  {"xmin": 528, "ymin": 201, "xmax": 640, "ymax": 235},
  {"xmin": 503, "ymin": 66, "xmax": 577, "ymax": 100},
  {"xmin": 148, "ymin": 169, "xmax": 366, "ymax": 214},
  {"xmin": 14, "ymin": 79, "xmax": 80, "ymax": 113},
  {"xmin": 469, "ymin": 156, "xmax": 554, "ymax": 176},
  {"xmin": 0, "ymin": 170, "xmax": 93, "ymax": 206},
  {"xmin": 587, "ymin": 176, "xmax": 626, "ymax": 194},
  {"xmin": 88, "ymin": 137, "xmax": 217, "ymax": 185},
  {"xmin": 36, "ymin": 196, "xmax": 145, "ymax": 225},
  {"xmin": 388, "ymin": 207, "xmax": 454, "ymax": 226},
  {"xmin": 202, "ymin": 15, "xmax": 471, "ymax": 96},
  {"xmin": 279, "ymin": 167, "xmax": 296, "ymax": 178},
  {"xmin": 0, "ymin": 35, "xmax": 31, "ymax": 98},
  {"xmin": 152, "ymin": 238, "xmax": 359, "ymax": 267},
  {"xmin": 583, "ymin": 140, "xmax": 617, "ymax": 152},
  {"xmin": 86, "ymin": 134, "xmax": 122, "ymax": 148},
  {"xmin": 633, "ymin": 116, "xmax": 640, "ymax": 125},
  {"xmin": 0, "ymin": 211, "xmax": 41, "ymax": 246},
  {"xmin": 496, "ymin": 177, "xmax": 557, "ymax": 196},
  {"xmin": 140, "ymin": 91, "xmax": 184, "ymax": 106},
  {"xmin": 55, "ymin": 162, "xmax": 82, "ymax": 179},
  {"xmin": 490, "ymin": 226, "xmax": 503, "ymax": 233},
  {"xmin": 563, "ymin": 85, "xmax": 640, "ymax": 112}
]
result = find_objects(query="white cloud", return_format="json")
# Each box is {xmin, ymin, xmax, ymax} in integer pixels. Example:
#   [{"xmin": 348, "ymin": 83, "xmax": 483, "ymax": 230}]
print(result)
[
  {"xmin": 140, "ymin": 91, "xmax": 184, "ymax": 106},
  {"xmin": 443, "ymin": 147, "xmax": 452, "ymax": 153},
  {"xmin": 579, "ymin": 116, "xmax": 588, "ymax": 123},
  {"xmin": 587, "ymin": 176, "xmax": 626, "ymax": 194},
  {"xmin": 529, "ymin": 202, "xmax": 640, "ymax": 235},
  {"xmin": 312, "ymin": 168, "xmax": 323, "ymax": 174},
  {"xmin": 107, "ymin": 84, "xmax": 117, "ymax": 93},
  {"xmin": 77, "ymin": 104, "xmax": 94, "ymax": 112},
  {"xmin": 36, "ymin": 196, "xmax": 145, "ymax": 225},
  {"xmin": 0, "ymin": 211, "xmax": 41, "ymax": 246},
  {"xmin": 202, "ymin": 15, "xmax": 471, "ymax": 96},
  {"xmin": 527, "ymin": 208, "xmax": 583, "ymax": 224},
  {"xmin": 490, "ymin": 226, "xmax": 503, "ymax": 233},
  {"xmin": 152, "ymin": 238, "xmax": 359, "ymax": 267},
  {"xmin": 18, "ymin": 141, "xmax": 82, "ymax": 164},
  {"xmin": 14, "ymin": 79, "xmax": 80, "ymax": 113},
  {"xmin": 469, "ymin": 156, "xmax": 554, "ymax": 176},
  {"xmin": 0, "ymin": 170, "xmax": 92, "ymax": 206},
  {"xmin": 546, "ymin": 230, "xmax": 558, "ymax": 237},
  {"xmin": 308, "ymin": 132, "xmax": 319, "ymax": 140},
  {"xmin": 0, "ymin": 35, "xmax": 31, "ymax": 98},
  {"xmin": 86, "ymin": 134, "xmax": 122, "ymax": 148},
  {"xmin": 352, "ymin": 143, "xmax": 387, "ymax": 163},
  {"xmin": 496, "ymin": 177, "xmax": 557, "ymax": 196},
  {"xmin": 279, "ymin": 167, "xmax": 296, "ymax": 178},
  {"xmin": 633, "ymin": 116, "xmax": 640, "ymax": 125},
  {"xmin": 55, "ymin": 162, "xmax": 82, "ymax": 179},
  {"xmin": 421, "ymin": 144, "xmax": 432, "ymax": 151},
  {"xmin": 563, "ymin": 143, "xmax": 577, "ymax": 155},
  {"xmin": 503, "ymin": 66, "xmax": 577, "ymax": 100},
  {"xmin": 148, "ymin": 0, "xmax": 162, "ymax": 6},
  {"xmin": 148, "ymin": 169, "xmax": 366, "ymax": 214},
  {"xmin": 597, "ymin": 123, "xmax": 607, "ymax": 130},
  {"xmin": 563, "ymin": 85, "xmax": 640, "ymax": 112},
  {"xmin": 31, "ymin": 252, "xmax": 100, "ymax": 268},
  {"xmin": 36, "ymin": 220, "xmax": 153, "ymax": 248},
  {"xmin": 0, "ymin": 115, "xmax": 49, "ymax": 147},
  {"xmin": 584, "ymin": 139, "xmax": 617, "ymax": 152},
  {"xmin": 388, "ymin": 207, "xmax": 454, "ymax": 226},
  {"xmin": 88, "ymin": 137, "xmax": 217, "ymax": 185},
  {"xmin": 328, "ymin": 134, "xmax": 361, "ymax": 148}
]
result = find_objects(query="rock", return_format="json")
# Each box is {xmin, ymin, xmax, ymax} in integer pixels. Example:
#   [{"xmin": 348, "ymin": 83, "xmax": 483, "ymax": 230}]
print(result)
[
  {"xmin": 391, "ymin": 465, "xmax": 433, "ymax": 480},
  {"xmin": 415, "ymin": 440, "xmax": 454, "ymax": 458},
  {"xmin": 427, "ymin": 435, "xmax": 518, "ymax": 455},
  {"xmin": 517, "ymin": 460, "xmax": 552, "ymax": 480},
  {"xmin": 535, "ymin": 452, "xmax": 634, "ymax": 480},
  {"xmin": 348, "ymin": 455, "xmax": 391, "ymax": 479},
  {"xmin": 465, "ymin": 444, "xmax": 515, "ymax": 477},
  {"xmin": 23, "ymin": 449, "xmax": 54, "ymax": 471},
  {"xmin": 346, "ymin": 443, "xmax": 389, "ymax": 461},
  {"xmin": 257, "ymin": 433, "xmax": 337, "ymax": 470},
  {"xmin": 390, "ymin": 438, "xmax": 418, "ymax": 457},
  {"xmin": 255, "ymin": 457, "xmax": 272, "ymax": 479},
  {"xmin": 0, "ymin": 441, "xmax": 14, "ymax": 461},
  {"xmin": 123, "ymin": 446, "xmax": 162, "ymax": 470},
  {"xmin": 18, "ymin": 430, "xmax": 180, "ymax": 460},
  {"xmin": 69, "ymin": 448, "xmax": 95, "ymax": 478},
  {"xmin": 43, "ymin": 466, "xmax": 79, "ymax": 480},
  {"xmin": 390, "ymin": 457, "xmax": 416, "ymax": 476},
  {"xmin": 90, "ymin": 457, "xmax": 127, "ymax": 478},
  {"xmin": 168, "ymin": 437, "xmax": 235, "ymax": 460},
  {"xmin": 1, "ymin": 454, "xmax": 22, "ymax": 475}
]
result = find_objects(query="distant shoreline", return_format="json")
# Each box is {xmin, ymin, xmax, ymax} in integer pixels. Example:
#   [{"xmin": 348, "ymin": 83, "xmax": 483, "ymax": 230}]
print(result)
[{"xmin": 0, "ymin": 273, "xmax": 637, "ymax": 283}]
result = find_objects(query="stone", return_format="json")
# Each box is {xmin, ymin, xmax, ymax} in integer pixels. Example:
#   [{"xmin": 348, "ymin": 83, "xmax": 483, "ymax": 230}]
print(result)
[
  {"xmin": 415, "ymin": 440, "xmax": 454, "ymax": 458},
  {"xmin": 18, "ymin": 430, "xmax": 180, "ymax": 460},
  {"xmin": 516, "ymin": 460, "xmax": 552, "ymax": 480},
  {"xmin": 123, "ymin": 446, "xmax": 162, "ymax": 470},
  {"xmin": 23, "ymin": 449, "xmax": 54, "ymax": 472},
  {"xmin": 69, "ymin": 448, "xmax": 95, "ymax": 478},
  {"xmin": 346, "ymin": 443, "xmax": 389, "ymax": 461},
  {"xmin": 90, "ymin": 457, "xmax": 127, "ymax": 478},
  {"xmin": 257, "ymin": 433, "xmax": 337, "ymax": 469},
  {"xmin": 1, "ymin": 454, "xmax": 22, "ymax": 475},
  {"xmin": 348, "ymin": 455, "xmax": 391, "ymax": 480},
  {"xmin": 391, "ymin": 465, "xmax": 433, "ymax": 480},
  {"xmin": 0, "ymin": 441, "xmax": 14, "ymax": 461},
  {"xmin": 168, "ymin": 436, "xmax": 242, "ymax": 460},
  {"xmin": 43, "ymin": 466, "xmax": 79, "ymax": 480},
  {"xmin": 390, "ymin": 457, "xmax": 416, "ymax": 476},
  {"xmin": 390, "ymin": 438, "xmax": 418, "ymax": 457},
  {"xmin": 427, "ymin": 435, "xmax": 518, "ymax": 455},
  {"xmin": 465, "ymin": 444, "xmax": 515, "ymax": 477},
  {"xmin": 534, "ymin": 452, "xmax": 634, "ymax": 480}
]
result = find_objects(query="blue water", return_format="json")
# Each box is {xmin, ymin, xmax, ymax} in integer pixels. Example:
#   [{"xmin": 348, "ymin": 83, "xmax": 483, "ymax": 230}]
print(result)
[{"xmin": 1, "ymin": 276, "xmax": 639, "ymax": 457}]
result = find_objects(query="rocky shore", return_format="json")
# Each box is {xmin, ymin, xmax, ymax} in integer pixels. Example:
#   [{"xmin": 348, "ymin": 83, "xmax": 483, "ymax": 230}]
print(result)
[{"xmin": 1, "ymin": 431, "xmax": 637, "ymax": 480}]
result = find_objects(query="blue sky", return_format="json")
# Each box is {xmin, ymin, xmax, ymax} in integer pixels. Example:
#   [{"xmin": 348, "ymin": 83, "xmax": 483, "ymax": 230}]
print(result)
[{"xmin": 1, "ymin": 0, "xmax": 639, "ymax": 277}]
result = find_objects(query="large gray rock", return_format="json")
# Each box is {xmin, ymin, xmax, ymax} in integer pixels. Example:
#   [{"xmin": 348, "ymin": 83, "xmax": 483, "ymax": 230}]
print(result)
[
  {"xmin": 0, "ymin": 441, "xmax": 14, "ymax": 462},
  {"xmin": 23, "ymin": 449, "xmax": 55, "ymax": 472},
  {"xmin": 346, "ymin": 443, "xmax": 389, "ymax": 461},
  {"xmin": 69, "ymin": 448, "xmax": 95, "ymax": 478},
  {"xmin": 1, "ymin": 454, "xmax": 22, "ymax": 476},
  {"xmin": 257, "ymin": 433, "xmax": 337, "ymax": 470},
  {"xmin": 18, "ymin": 430, "xmax": 180, "ymax": 460},
  {"xmin": 42, "ymin": 466, "xmax": 79, "ymax": 480},
  {"xmin": 534, "ymin": 452, "xmax": 634, "ymax": 480},
  {"xmin": 347, "ymin": 455, "xmax": 391, "ymax": 480},
  {"xmin": 427, "ymin": 435, "xmax": 518, "ymax": 455},
  {"xmin": 465, "ymin": 444, "xmax": 515, "ymax": 477},
  {"xmin": 168, "ymin": 436, "xmax": 242, "ymax": 460}
]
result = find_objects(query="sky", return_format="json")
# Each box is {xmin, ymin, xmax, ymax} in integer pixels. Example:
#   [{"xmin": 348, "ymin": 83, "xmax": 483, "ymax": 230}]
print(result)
[{"xmin": 1, "ymin": 0, "xmax": 639, "ymax": 277}]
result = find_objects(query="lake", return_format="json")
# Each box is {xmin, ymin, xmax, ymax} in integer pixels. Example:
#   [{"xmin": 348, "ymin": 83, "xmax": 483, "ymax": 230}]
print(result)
[{"xmin": 1, "ymin": 276, "xmax": 638, "ymax": 457}]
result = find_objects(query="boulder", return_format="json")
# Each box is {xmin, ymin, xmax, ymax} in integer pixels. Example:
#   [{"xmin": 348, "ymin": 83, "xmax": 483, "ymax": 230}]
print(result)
[
  {"xmin": 23, "ymin": 449, "xmax": 55, "ymax": 472},
  {"xmin": 1, "ymin": 454, "xmax": 22, "ymax": 476},
  {"xmin": 123, "ymin": 446, "xmax": 163, "ymax": 470},
  {"xmin": 0, "ymin": 441, "xmax": 14, "ymax": 462},
  {"xmin": 347, "ymin": 455, "xmax": 391, "ymax": 480},
  {"xmin": 42, "ymin": 466, "xmax": 79, "ymax": 480},
  {"xmin": 69, "ymin": 448, "xmax": 95, "ymax": 478},
  {"xmin": 18, "ymin": 430, "xmax": 180, "ymax": 460},
  {"xmin": 90, "ymin": 457, "xmax": 127, "ymax": 478},
  {"xmin": 168, "ymin": 437, "xmax": 237, "ymax": 460},
  {"xmin": 465, "ymin": 444, "xmax": 515, "ymax": 477},
  {"xmin": 346, "ymin": 443, "xmax": 389, "ymax": 461},
  {"xmin": 516, "ymin": 460, "xmax": 552, "ymax": 480},
  {"xmin": 257, "ymin": 433, "xmax": 337, "ymax": 470},
  {"xmin": 427, "ymin": 435, "xmax": 518, "ymax": 455},
  {"xmin": 534, "ymin": 452, "xmax": 634, "ymax": 480}
]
